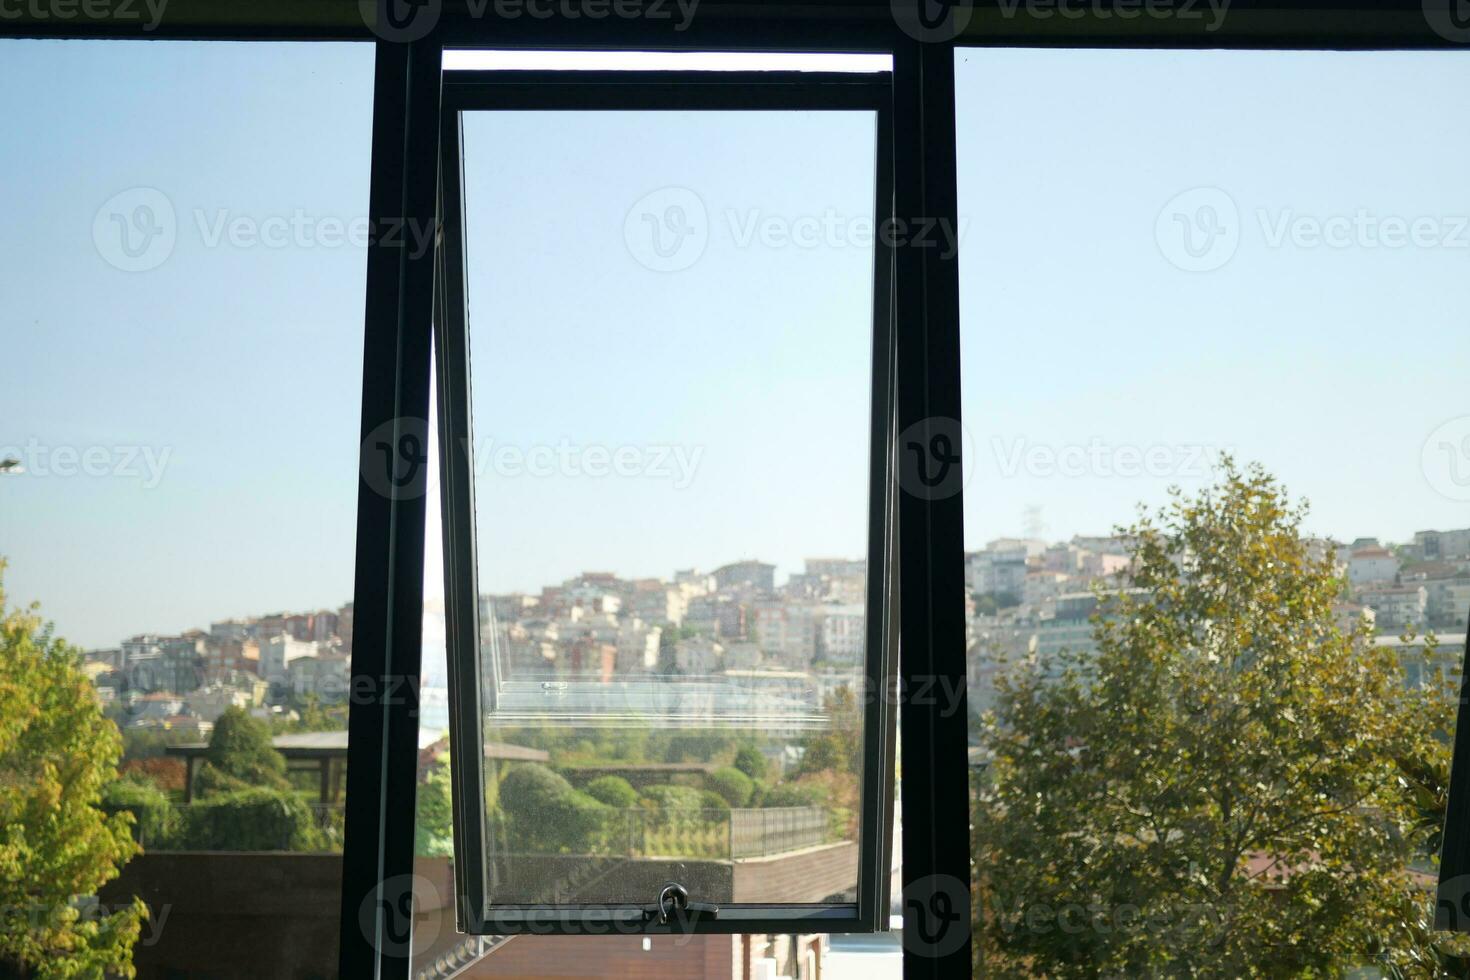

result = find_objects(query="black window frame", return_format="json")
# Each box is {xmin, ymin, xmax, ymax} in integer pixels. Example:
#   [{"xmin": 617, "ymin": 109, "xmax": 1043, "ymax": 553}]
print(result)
[
  {"xmin": 10, "ymin": 6, "xmax": 1467, "ymax": 980},
  {"xmin": 433, "ymin": 61, "xmax": 899, "ymax": 937}
]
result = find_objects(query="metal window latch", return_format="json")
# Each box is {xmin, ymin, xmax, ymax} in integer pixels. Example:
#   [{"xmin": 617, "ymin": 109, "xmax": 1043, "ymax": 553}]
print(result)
[{"xmin": 645, "ymin": 882, "xmax": 719, "ymax": 926}]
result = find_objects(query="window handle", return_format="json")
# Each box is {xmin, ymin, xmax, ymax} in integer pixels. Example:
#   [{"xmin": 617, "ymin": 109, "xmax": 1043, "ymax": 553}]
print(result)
[{"xmin": 645, "ymin": 882, "xmax": 719, "ymax": 926}]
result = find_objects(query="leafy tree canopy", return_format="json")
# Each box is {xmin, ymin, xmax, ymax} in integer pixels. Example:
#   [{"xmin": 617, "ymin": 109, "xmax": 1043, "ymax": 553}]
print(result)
[
  {"xmin": 0, "ymin": 559, "xmax": 146, "ymax": 978},
  {"xmin": 973, "ymin": 460, "xmax": 1455, "ymax": 978},
  {"xmin": 195, "ymin": 706, "xmax": 288, "ymax": 796}
]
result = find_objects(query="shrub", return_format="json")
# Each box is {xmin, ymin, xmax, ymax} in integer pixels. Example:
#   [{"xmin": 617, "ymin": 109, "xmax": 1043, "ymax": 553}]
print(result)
[
  {"xmin": 415, "ymin": 754, "xmax": 453, "ymax": 858},
  {"xmin": 172, "ymin": 788, "xmax": 325, "ymax": 851},
  {"xmin": 698, "ymin": 790, "xmax": 731, "ymax": 812},
  {"xmin": 706, "ymin": 766, "xmax": 754, "ymax": 807},
  {"xmin": 584, "ymin": 775, "xmax": 639, "ymax": 809},
  {"xmin": 733, "ymin": 745, "xmax": 768, "ymax": 780},
  {"xmin": 118, "ymin": 756, "xmax": 187, "ymax": 794},
  {"xmin": 500, "ymin": 764, "xmax": 610, "ymax": 854},
  {"xmin": 102, "ymin": 778, "xmax": 178, "ymax": 847},
  {"xmin": 760, "ymin": 782, "xmax": 827, "ymax": 808},
  {"xmin": 641, "ymin": 784, "xmax": 704, "ymax": 813}
]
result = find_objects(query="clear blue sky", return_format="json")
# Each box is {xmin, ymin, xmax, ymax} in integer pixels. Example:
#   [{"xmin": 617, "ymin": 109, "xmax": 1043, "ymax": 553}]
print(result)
[
  {"xmin": 955, "ymin": 48, "xmax": 1470, "ymax": 548},
  {"xmin": 3, "ymin": 42, "xmax": 1469, "ymax": 649}
]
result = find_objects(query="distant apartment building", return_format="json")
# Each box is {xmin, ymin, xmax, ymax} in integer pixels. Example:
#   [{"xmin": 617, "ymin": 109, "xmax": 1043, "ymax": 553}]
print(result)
[
  {"xmin": 712, "ymin": 560, "xmax": 776, "ymax": 594},
  {"xmin": 751, "ymin": 600, "xmax": 821, "ymax": 667},
  {"xmin": 1040, "ymin": 542, "xmax": 1080, "ymax": 574},
  {"xmin": 209, "ymin": 620, "xmax": 251, "ymax": 642},
  {"xmin": 1348, "ymin": 546, "xmax": 1400, "ymax": 586},
  {"xmin": 308, "ymin": 609, "xmax": 339, "ymax": 643},
  {"xmin": 201, "ymin": 636, "xmax": 260, "ymax": 680},
  {"xmin": 968, "ymin": 544, "xmax": 1030, "ymax": 599},
  {"xmin": 1070, "ymin": 535, "xmax": 1131, "ymax": 556},
  {"xmin": 675, "ymin": 634, "xmax": 724, "ymax": 674},
  {"xmin": 337, "ymin": 602, "xmax": 353, "ymax": 653},
  {"xmin": 260, "ymin": 634, "xmax": 320, "ymax": 686},
  {"xmin": 804, "ymin": 557, "xmax": 865, "ymax": 580},
  {"xmin": 1426, "ymin": 578, "xmax": 1470, "ymax": 629},
  {"xmin": 1021, "ymin": 570, "xmax": 1071, "ymax": 608},
  {"xmin": 565, "ymin": 638, "xmax": 617, "ymax": 679},
  {"xmin": 1357, "ymin": 583, "xmax": 1427, "ymax": 631},
  {"xmin": 1078, "ymin": 550, "xmax": 1130, "ymax": 580},
  {"xmin": 287, "ymin": 652, "xmax": 352, "ymax": 702},
  {"xmin": 1032, "ymin": 592, "xmax": 1104, "ymax": 662},
  {"xmin": 673, "ymin": 568, "xmax": 712, "ymax": 593},
  {"xmin": 121, "ymin": 634, "xmax": 205, "ymax": 694},
  {"xmin": 615, "ymin": 621, "xmax": 662, "ymax": 674},
  {"xmin": 1414, "ymin": 528, "xmax": 1470, "ymax": 562},
  {"xmin": 818, "ymin": 604, "xmax": 865, "ymax": 664},
  {"xmin": 685, "ymin": 593, "xmax": 746, "ymax": 639},
  {"xmin": 185, "ymin": 682, "xmax": 256, "ymax": 723},
  {"xmin": 625, "ymin": 579, "xmax": 685, "ymax": 625}
]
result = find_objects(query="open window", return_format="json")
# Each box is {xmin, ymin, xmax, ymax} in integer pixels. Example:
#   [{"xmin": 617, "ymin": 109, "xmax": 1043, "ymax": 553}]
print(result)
[{"xmin": 431, "ymin": 51, "xmax": 899, "ymax": 936}]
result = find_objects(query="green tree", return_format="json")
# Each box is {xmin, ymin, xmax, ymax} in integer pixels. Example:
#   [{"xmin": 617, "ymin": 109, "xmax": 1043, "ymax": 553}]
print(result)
[
  {"xmin": 973, "ymin": 461, "xmax": 1434, "ymax": 977},
  {"xmin": 415, "ymin": 754, "xmax": 454, "ymax": 858},
  {"xmin": 0, "ymin": 560, "xmax": 146, "ymax": 978},
  {"xmin": 194, "ymin": 706, "xmax": 288, "ymax": 796},
  {"xmin": 797, "ymin": 686, "xmax": 861, "ymax": 778}
]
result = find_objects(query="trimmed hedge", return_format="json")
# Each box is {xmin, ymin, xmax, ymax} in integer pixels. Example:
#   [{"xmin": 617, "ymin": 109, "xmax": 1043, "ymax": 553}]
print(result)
[
  {"xmin": 760, "ymin": 782, "xmax": 827, "ymax": 809},
  {"xmin": 101, "ymin": 778, "xmax": 177, "ymax": 847},
  {"xmin": 499, "ymin": 764, "xmax": 610, "ymax": 854},
  {"xmin": 170, "ymin": 788, "xmax": 325, "ymax": 852},
  {"xmin": 584, "ymin": 775, "xmax": 639, "ymax": 809},
  {"xmin": 706, "ymin": 766, "xmax": 755, "ymax": 807}
]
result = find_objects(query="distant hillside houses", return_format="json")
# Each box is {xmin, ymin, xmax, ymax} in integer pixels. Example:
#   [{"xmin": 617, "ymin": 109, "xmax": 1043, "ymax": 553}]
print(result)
[{"xmin": 965, "ymin": 528, "xmax": 1470, "ymax": 716}]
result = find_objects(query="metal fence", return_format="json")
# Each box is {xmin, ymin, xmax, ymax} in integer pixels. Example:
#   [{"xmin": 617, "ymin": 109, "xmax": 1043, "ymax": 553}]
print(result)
[
  {"xmin": 601, "ymin": 806, "xmax": 831, "ymax": 860},
  {"xmin": 127, "ymin": 802, "xmax": 829, "ymax": 859},
  {"xmin": 729, "ymin": 806, "xmax": 831, "ymax": 858}
]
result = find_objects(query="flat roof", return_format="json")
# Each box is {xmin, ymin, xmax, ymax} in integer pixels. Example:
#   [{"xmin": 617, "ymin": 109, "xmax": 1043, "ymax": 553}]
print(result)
[{"xmin": 165, "ymin": 729, "xmax": 548, "ymax": 762}]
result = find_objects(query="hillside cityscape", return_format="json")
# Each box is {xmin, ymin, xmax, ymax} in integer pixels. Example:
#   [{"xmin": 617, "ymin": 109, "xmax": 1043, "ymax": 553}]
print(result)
[
  {"xmin": 965, "ymin": 526, "xmax": 1470, "ymax": 713},
  {"xmin": 79, "ymin": 526, "xmax": 1470, "ymax": 740}
]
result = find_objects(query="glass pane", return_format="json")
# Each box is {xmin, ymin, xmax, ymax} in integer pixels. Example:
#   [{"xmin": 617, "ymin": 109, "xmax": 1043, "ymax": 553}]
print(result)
[
  {"xmin": 959, "ymin": 49, "xmax": 1470, "ymax": 975},
  {"xmin": 459, "ymin": 108, "xmax": 877, "ymax": 908},
  {"xmin": 1, "ymin": 39, "xmax": 371, "ymax": 977}
]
